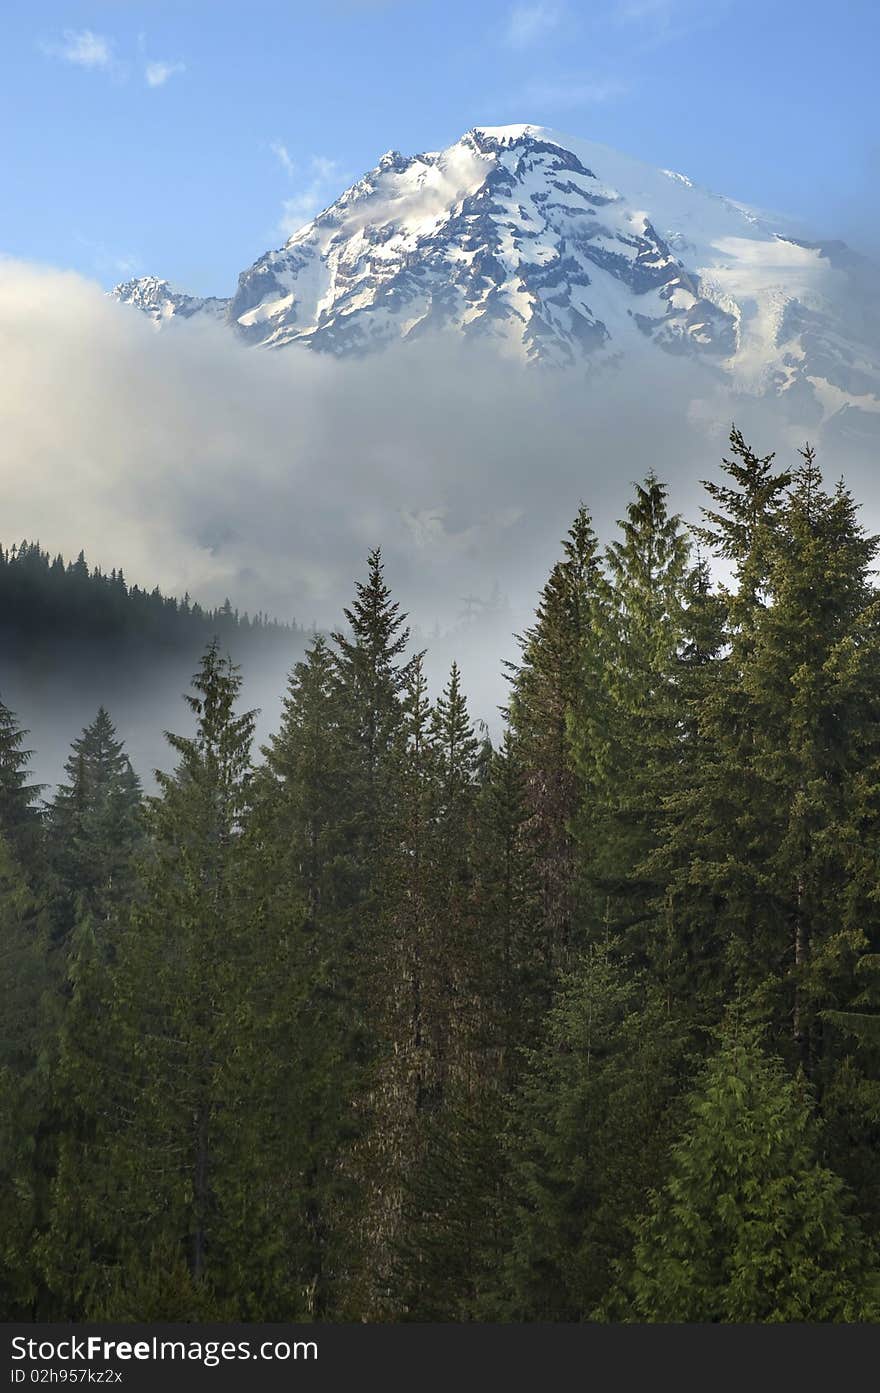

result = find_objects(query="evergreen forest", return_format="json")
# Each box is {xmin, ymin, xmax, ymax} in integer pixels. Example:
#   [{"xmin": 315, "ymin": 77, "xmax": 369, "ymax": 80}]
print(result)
[{"xmin": 3, "ymin": 431, "xmax": 880, "ymax": 1322}]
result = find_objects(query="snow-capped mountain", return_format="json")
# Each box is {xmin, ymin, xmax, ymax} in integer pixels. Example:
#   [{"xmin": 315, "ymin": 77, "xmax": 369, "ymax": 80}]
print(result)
[
  {"xmin": 112, "ymin": 124, "xmax": 880, "ymax": 424},
  {"xmin": 112, "ymin": 275, "xmax": 229, "ymax": 325}
]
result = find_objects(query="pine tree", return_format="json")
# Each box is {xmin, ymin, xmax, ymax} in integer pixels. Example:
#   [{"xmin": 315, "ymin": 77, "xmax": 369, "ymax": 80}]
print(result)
[
  {"xmin": 332, "ymin": 546, "xmax": 411, "ymax": 866},
  {"xmin": 389, "ymin": 673, "xmax": 517, "ymax": 1322},
  {"xmin": 697, "ymin": 426, "xmax": 792, "ymax": 607},
  {"xmin": 471, "ymin": 730, "xmax": 541, "ymax": 1071},
  {"xmin": 391, "ymin": 654, "xmax": 442, "ymax": 1116},
  {"xmin": 37, "ymin": 913, "xmax": 121, "ymax": 1316},
  {"xmin": 8, "ymin": 438, "xmax": 880, "ymax": 1322},
  {"xmin": 0, "ymin": 694, "xmax": 43, "ymax": 871},
  {"xmin": 651, "ymin": 441, "xmax": 880, "ymax": 1042},
  {"xmin": 622, "ymin": 1022, "xmax": 879, "ymax": 1322},
  {"xmin": 354, "ymin": 655, "xmax": 440, "ymax": 1316},
  {"xmin": 569, "ymin": 475, "xmax": 692, "ymax": 957},
  {"xmin": 249, "ymin": 634, "xmax": 371, "ymax": 1317},
  {"xmin": 505, "ymin": 947, "xmax": 688, "ymax": 1320},
  {"xmin": 0, "ymin": 834, "xmax": 52, "ymax": 1317},
  {"xmin": 326, "ymin": 553, "xmax": 421, "ymax": 1314},
  {"xmin": 46, "ymin": 707, "xmax": 143, "ymax": 936},
  {"xmin": 508, "ymin": 507, "xmax": 603, "ymax": 978},
  {"xmin": 83, "ymin": 643, "xmax": 273, "ymax": 1316},
  {"xmin": 427, "ymin": 662, "xmax": 482, "ymax": 1095}
]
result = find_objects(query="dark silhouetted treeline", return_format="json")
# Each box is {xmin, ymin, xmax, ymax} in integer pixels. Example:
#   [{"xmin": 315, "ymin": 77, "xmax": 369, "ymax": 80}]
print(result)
[{"xmin": 0, "ymin": 540, "xmax": 295, "ymax": 649}]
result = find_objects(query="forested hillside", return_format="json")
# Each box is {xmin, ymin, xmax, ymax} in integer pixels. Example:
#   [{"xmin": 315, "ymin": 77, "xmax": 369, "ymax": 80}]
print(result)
[
  {"xmin": 0, "ymin": 541, "xmax": 305, "ymax": 790},
  {"xmin": 2, "ymin": 431, "xmax": 880, "ymax": 1322},
  {"xmin": 0, "ymin": 540, "xmax": 294, "ymax": 650}
]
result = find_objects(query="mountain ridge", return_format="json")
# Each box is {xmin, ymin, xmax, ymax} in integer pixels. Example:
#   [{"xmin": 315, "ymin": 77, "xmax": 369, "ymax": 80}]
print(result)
[{"xmin": 111, "ymin": 123, "xmax": 880, "ymax": 430}]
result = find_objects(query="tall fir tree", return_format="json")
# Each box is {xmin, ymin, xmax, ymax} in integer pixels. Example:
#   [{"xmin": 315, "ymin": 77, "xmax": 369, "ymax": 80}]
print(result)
[
  {"xmin": 569, "ymin": 474, "xmax": 692, "ymax": 957},
  {"xmin": 0, "ymin": 834, "xmax": 52, "ymax": 1317},
  {"xmin": 72, "ymin": 643, "xmax": 275, "ymax": 1317},
  {"xmin": 332, "ymin": 546, "xmax": 411, "ymax": 876},
  {"xmin": 252, "ymin": 633, "xmax": 389, "ymax": 1317},
  {"xmin": 505, "ymin": 947, "xmax": 689, "ymax": 1320},
  {"xmin": 354, "ymin": 654, "xmax": 439, "ymax": 1316},
  {"xmin": 328, "ymin": 551, "xmax": 419, "ymax": 1315},
  {"xmin": 0, "ymin": 694, "xmax": 43, "ymax": 872},
  {"xmin": 46, "ymin": 707, "xmax": 143, "ymax": 937},
  {"xmin": 650, "ymin": 441, "xmax": 880, "ymax": 1045},
  {"xmin": 508, "ymin": 506, "xmax": 603, "ymax": 980}
]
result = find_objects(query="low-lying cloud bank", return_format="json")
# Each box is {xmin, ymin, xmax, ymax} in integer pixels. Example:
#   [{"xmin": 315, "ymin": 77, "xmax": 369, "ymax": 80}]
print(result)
[{"xmin": 2, "ymin": 255, "xmax": 874, "ymax": 732}]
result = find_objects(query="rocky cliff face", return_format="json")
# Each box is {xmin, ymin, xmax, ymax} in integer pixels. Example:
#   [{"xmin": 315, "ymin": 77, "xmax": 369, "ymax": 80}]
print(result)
[{"xmin": 112, "ymin": 274, "xmax": 229, "ymax": 325}]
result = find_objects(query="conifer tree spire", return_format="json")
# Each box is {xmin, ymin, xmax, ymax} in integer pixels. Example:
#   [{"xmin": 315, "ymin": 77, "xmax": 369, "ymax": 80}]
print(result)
[
  {"xmin": 431, "ymin": 662, "xmax": 480, "ymax": 803},
  {"xmin": 159, "ymin": 639, "xmax": 256, "ymax": 838},
  {"xmin": 0, "ymin": 693, "xmax": 42, "ymax": 868},
  {"xmin": 333, "ymin": 548, "xmax": 411, "ymax": 729},
  {"xmin": 508, "ymin": 505, "xmax": 604, "ymax": 974},
  {"xmin": 48, "ymin": 707, "xmax": 142, "ymax": 923},
  {"xmin": 570, "ymin": 474, "xmax": 692, "ymax": 956}
]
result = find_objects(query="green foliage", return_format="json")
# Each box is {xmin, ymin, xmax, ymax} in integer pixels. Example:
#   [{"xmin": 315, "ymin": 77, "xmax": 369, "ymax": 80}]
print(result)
[
  {"xmin": 6, "ymin": 435, "xmax": 880, "ymax": 1325},
  {"xmin": 0, "ymin": 835, "xmax": 52, "ymax": 1317},
  {"xmin": 622, "ymin": 1022, "xmax": 879, "ymax": 1322},
  {"xmin": 0, "ymin": 539, "xmax": 295, "ymax": 648},
  {"xmin": 505, "ymin": 948, "xmax": 690, "ymax": 1319},
  {"xmin": 508, "ymin": 506, "xmax": 603, "ymax": 977},
  {"xmin": 46, "ymin": 707, "xmax": 143, "ymax": 936},
  {"xmin": 0, "ymin": 694, "xmax": 43, "ymax": 871},
  {"xmin": 568, "ymin": 476, "xmax": 694, "ymax": 959},
  {"xmin": 51, "ymin": 644, "xmax": 283, "ymax": 1318}
]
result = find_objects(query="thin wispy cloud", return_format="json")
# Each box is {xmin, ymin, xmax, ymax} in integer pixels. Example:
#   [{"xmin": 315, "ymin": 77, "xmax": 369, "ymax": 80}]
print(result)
[
  {"xmin": 41, "ymin": 28, "xmax": 114, "ymax": 70},
  {"xmin": 523, "ymin": 74, "xmax": 628, "ymax": 108},
  {"xmin": 280, "ymin": 157, "xmax": 345, "ymax": 237},
  {"xmin": 270, "ymin": 141, "xmax": 296, "ymax": 177},
  {"xmin": 504, "ymin": 3, "xmax": 564, "ymax": 49},
  {"xmin": 610, "ymin": 0, "xmax": 731, "ymax": 46},
  {"xmin": 145, "ymin": 60, "xmax": 185, "ymax": 88}
]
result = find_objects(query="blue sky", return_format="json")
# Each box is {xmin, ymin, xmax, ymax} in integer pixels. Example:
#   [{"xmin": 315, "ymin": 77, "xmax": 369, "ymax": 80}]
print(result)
[{"xmin": 3, "ymin": 0, "xmax": 878, "ymax": 295}]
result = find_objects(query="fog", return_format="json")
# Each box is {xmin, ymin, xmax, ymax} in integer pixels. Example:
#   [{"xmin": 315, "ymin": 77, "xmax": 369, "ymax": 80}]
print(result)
[{"xmin": 2, "ymin": 256, "xmax": 876, "ymax": 785}]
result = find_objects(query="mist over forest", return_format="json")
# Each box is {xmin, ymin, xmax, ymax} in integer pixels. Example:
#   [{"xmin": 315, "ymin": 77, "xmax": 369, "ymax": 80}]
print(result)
[
  {"xmin": 5, "ymin": 5, "xmax": 880, "ymax": 1333},
  {"xmin": 4, "ymin": 256, "xmax": 880, "ymax": 792},
  {"xmin": 6, "ymin": 430, "xmax": 880, "ymax": 1323}
]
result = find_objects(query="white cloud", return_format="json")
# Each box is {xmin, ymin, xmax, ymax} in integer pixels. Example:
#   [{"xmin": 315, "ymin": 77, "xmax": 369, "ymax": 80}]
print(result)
[
  {"xmin": 504, "ymin": 2, "xmax": 563, "ymax": 49},
  {"xmin": 270, "ymin": 141, "xmax": 296, "ymax": 177},
  {"xmin": 42, "ymin": 28, "xmax": 113, "ymax": 70},
  {"xmin": 145, "ymin": 59, "xmax": 185, "ymax": 88},
  {"xmin": 280, "ymin": 157, "xmax": 344, "ymax": 237},
  {"xmin": 0, "ymin": 255, "xmax": 854, "ymax": 761},
  {"xmin": 0, "ymin": 255, "xmax": 806, "ymax": 632}
]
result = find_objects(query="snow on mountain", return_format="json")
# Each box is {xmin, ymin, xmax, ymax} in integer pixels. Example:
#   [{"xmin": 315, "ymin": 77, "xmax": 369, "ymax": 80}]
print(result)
[
  {"xmin": 110, "ymin": 125, "xmax": 880, "ymax": 424},
  {"xmin": 112, "ymin": 275, "xmax": 230, "ymax": 325}
]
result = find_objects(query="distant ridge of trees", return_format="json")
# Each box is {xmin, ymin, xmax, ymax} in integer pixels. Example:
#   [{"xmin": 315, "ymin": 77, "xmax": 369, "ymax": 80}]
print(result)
[{"xmin": 0, "ymin": 540, "xmax": 300, "ymax": 650}]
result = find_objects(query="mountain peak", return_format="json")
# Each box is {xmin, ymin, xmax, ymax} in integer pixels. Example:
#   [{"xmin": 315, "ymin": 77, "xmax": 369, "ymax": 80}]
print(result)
[
  {"xmin": 377, "ymin": 148, "xmax": 411, "ymax": 172},
  {"xmin": 112, "ymin": 275, "xmax": 229, "ymax": 325},
  {"xmin": 465, "ymin": 122, "xmax": 542, "ymax": 147},
  {"xmin": 469, "ymin": 122, "xmax": 547, "ymax": 141},
  {"xmin": 109, "ymin": 125, "xmax": 880, "ymax": 430}
]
